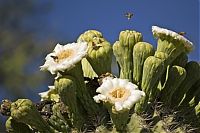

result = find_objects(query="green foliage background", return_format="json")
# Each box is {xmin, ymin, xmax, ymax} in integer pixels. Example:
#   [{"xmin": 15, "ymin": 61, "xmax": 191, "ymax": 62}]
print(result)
[{"xmin": 0, "ymin": 0, "xmax": 54, "ymax": 130}]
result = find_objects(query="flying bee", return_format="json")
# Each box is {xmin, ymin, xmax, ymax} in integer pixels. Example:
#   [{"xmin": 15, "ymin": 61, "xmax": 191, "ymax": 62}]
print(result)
[
  {"xmin": 178, "ymin": 32, "xmax": 186, "ymax": 36},
  {"xmin": 125, "ymin": 12, "xmax": 134, "ymax": 20}
]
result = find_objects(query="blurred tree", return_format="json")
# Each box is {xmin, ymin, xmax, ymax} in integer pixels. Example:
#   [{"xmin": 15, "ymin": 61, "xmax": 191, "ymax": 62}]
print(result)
[
  {"xmin": 0, "ymin": 1, "xmax": 56, "ymax": 131},
  {"xmin": 0, "ymin": 0, "xmax": 54, "ymax": 99}
]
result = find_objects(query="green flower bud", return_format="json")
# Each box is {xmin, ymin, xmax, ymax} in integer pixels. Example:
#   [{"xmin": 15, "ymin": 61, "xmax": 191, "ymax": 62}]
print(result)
[
  {"xmin": 6, "ymin": 117, "xmax": 32, "ymax": 133},
  {"xmin": 86, "ymin": 37, "xmax": 112, "ymax": 75},
  {"xmin": 113, "ymin": 30, "xmax": 143, "ymax": 82},
  {"xmin": 55, "ymin": 76, "xmax": 85, "ymax": 129},
  {"xmin": 133, "ymin": 42, "xmax": 154, "ymax": 85},
  {"xmin": 171, "ymin": 61, "xmax": 200, "ymax": 106},
  {"xmin": 152, "ymin": 26, "xmax": 193, "ymax": 66},
  {"xmin": 154, "ymin": 51, "xmax": 170, "ymax": 86},
  {"xmin": 135, "ymin": 56, "xmax": 164, "ymax": 113},
  {"xmin": 141, "ymin": 56, "xmax": 164, "ymax": 95},
  {"xmin": 10, "ymin": 99, "xmax": 54, "ymax": 132},
  {"xmin": 160, "ymin": 65, "xmax": 186, "ymax": 105},
  {"xmin": 78, "ymin": 30, "xmax": 112, "ymax": 76},
  {"xmin": 77, "ymin": 30, "xmax": 103, "ymax": 42}
]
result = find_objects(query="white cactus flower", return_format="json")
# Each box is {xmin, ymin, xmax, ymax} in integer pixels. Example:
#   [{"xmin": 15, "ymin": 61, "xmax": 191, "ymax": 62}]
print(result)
[
  {"xmin": 152, "ymin": 26, "xmax": 193, "ymax": 52},
  {"xmin": 39, "ymin": 86, "xmax": 60, "ymax": 102},
  {"xmin": 93, "ymin": 78, "xmax": 145, "ymax": 112},
  {"xmin": 40, "ymin": 42, "xmax": 88, "ymax": 74}
]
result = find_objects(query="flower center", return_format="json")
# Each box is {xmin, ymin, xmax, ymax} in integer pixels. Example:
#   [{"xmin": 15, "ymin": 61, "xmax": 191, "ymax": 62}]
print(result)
[
  {"xmin": 109, "ymin": 88, "xmax": 130, "ymax": 102},
  {"xmin": 54, "ymin": 49, "xmax": 74, "ymax": 63}
]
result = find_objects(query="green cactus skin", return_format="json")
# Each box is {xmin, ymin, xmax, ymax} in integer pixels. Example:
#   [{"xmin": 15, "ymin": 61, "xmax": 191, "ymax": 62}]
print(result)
[
  {"xmin": 86, "ymin": 37, "xmax": 112, "ymax": 76},
  {"xmin": 113, "ymin": 30, "xmax": 143, "ymax": 82},
  {"xmin": 95, "ymin": 125, "xmax": 111, "ymax": 133},
  {"xmin": 152, "ymin": 120, "xmax": 168, "ymax": 133},
  {"xmin": 78, "ymin": 30, "xmax": 112, "ymax": 76},
  {"xmin": 81, "ymin": 58, "xmax": 98, "ymax": 79},
  {"xmin": 10, "ymin": 99, "xmax": 54, "ymax": 133},
  {"xmin": 133, "ymin": 42, "xmax": 154, "ymax": 86},
  {"xmin": 195, "ymin": 102, "xmax": 200, "ymax": 120},
  {"xmin": 171, "ymin": 52, "xmax": 188, "ymax": 68},
  {"xmin": 127, "ymin": 113, "xmax": 151, "ymax": 133},
  {"xmin": 104, "ymin": 103, "xmax": 129, "ymax": 132},
  {"xmin": 77, "ymin": 30, "xmax": 103, "ymax": 42},
  {"xmin": 63, "ymin": 62, "xmax": 99, "ymax": 115},
  {"xmin": 180, "ymin": 79, "xmax": 200, "ymax": 106},
  {"xmin": 55, "ymin": 76, "xmax": 85, "ymax": 129},
  {"xmin": 172, "ymin": 127, "xmax": 187, "ymax": 133},
  {"xmin": 135, "ymin": 56, "xmax": 164, "ymax": 113},
  {"xmin": 48, "ymin": 103, "xmax": 71, "ymax": 133},
  {"xmin": 6, "ymin": 117, "xmax": 32, "ymax": 133},
  {"xmin": 154, "ymin": 51, "xmax": 170, "ymax": 85},
  {"xmin": 171, "ymin": 61, "xmax": 200, "ymax": 107},
  {"xmin": 154, "ymin": 51, "xmax": 169, "ymax": 69},
  {"xmin": 156, "ymin": 38, "xmax": 186, "ymax": 66},
  {"xmin": 160, "ymin": 65, "xmax": 186, "ymax": 105}
]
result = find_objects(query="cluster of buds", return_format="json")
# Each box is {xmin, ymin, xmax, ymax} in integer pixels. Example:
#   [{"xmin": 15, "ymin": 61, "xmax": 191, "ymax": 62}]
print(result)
[{"xmin": 1, "ymin": 26, "xmax": 200, "ymax": 133}]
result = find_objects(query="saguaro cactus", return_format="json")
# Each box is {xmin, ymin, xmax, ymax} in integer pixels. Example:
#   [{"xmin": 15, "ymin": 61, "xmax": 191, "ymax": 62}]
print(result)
[
  {"xmin": 10, "ymin": 99, "xmax": 54, "ymax": 132},
  {"xmin": 133, "ymin": 42, "xmax": 154, "ymax": 86},
  {"xmin": 135, "ymin": 56, "xmax": 164, "ymax": 113},
  {"xmin": 1, "ymin": 27, "xmax": 200, "ymax": 133},
  {"xmin": 113, "ymin": 30, "xmax": 143, "ymax": 82}
]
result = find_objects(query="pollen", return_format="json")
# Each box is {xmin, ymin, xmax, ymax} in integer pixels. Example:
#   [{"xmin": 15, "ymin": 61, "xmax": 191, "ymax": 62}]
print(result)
[
  {"xmin": 55, "ymin": 49, "xmax": 74, "ymax": 63},
  {"xmin": 109, "ymin": 88, "xmax": 130, "ymax": 101}
]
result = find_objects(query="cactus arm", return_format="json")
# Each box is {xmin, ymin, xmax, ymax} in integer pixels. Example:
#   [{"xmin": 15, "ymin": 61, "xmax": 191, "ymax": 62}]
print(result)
[
  {"xmin": 6, "ymin": 117, "xmax": 32, "ymax": 133},
  {"xmin": 171, "ymin": 61, "xmax": 200, "ymax": 106},
  {"xmin": 135, "ymin": 56, "xmax": 164, "ymax": 113},
  {"xmin": 160, "ymin": 65, "xmax": 186, "ymax": 105},
  {"xmin": 10, "ymin": 99, "xmax": 54, "ymax": 133},
  {"xmin": 133, "ymin": 42, "xmax": 154, "ymax": 85},
  {"xmin": 55, "ymin": 76, "xmax": 85, "ymax": 129},
  {"xmin": 113, "ymin": 30, "xmax": 143, "ymax": 82},
  {"xmin": 63, "ymin": 62, "xmax": 100, "ymax": 115},
  {"xmin": 171, "ymin": 52, "xmax": 188, "ymax": 67},
  {"xmin": 180, "ymin": 79, "xmax": 200, "ymax": 106}
]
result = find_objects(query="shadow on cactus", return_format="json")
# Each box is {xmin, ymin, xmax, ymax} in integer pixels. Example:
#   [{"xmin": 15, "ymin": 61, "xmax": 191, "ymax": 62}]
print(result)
[{"xmin": 1, "ymin": 26, "xmax": 200, "ymax": 133}]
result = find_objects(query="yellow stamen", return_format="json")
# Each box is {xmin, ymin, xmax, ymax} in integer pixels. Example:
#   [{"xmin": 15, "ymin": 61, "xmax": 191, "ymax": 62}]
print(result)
[
  {"xmin": 55, "ymin": 49, "xmax": 74, "ymax": 63},
  {"xmin": 109, "ymin": 88, "xmax": 130, "ymax": 102}
]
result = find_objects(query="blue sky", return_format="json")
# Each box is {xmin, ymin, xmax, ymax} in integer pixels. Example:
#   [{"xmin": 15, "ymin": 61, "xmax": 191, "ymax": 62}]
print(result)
[
  {"xmin": 1, "ymin": 0, "xmax": 199, "ymax": 101},
  {"xmin": 0, "ymin": 1, "xmax": 199, "ymax": 128},
  {"xmin": 41, "ymin": 0, "xmax": 199, "ymax": 61}
]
